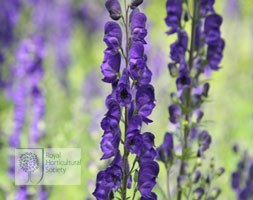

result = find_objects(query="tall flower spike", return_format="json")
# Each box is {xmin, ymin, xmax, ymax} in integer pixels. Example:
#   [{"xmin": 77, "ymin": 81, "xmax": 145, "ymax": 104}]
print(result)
[
  {"xmin": 8, "ymin": 36, "xmax": 47, "ymax": 199},
  {"xmin": 94, "ymin": 2, "xmax": 158, "ymax": 199},
  {"xmin": 157, "ymin": 0, "xmax": 225, "ymax": 199}
]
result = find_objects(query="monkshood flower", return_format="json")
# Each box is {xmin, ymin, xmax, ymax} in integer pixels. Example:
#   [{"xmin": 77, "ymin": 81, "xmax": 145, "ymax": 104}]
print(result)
[
  {"xmin": 0, "ymin": 0, "xmax": 20, "ymax": 87},
  {"xmin": 8, "ymin": 36, "xmax": 46, "ymax": 199},
  {"xmin": 94, "ymin": 1, "xmax": 158, "ymax": 199},
  {"xmin": 156, "ymin": 0, "xmax": 225, "ymax": 199},
  {"xmin": 231, "ymin": 145, "xmax": 253, "ymax": 200}
]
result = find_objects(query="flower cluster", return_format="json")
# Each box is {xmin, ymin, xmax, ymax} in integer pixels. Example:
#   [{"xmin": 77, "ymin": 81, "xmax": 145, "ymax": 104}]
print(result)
[
  {"xmin": 7, "ymin": 36, "xmax": 47, "ymax": 199},
  {"xmin": 157, "ymin": 0, "xmax": 225, "ymax": 199},
  {"xmin": 0, "ymin": 0, "xmax": 20, "ymax": 87},
  {"xmin": 231, "ymin": 145, "xmax": 253, "ymax": 200},
  {"xmin": 94, "ymin": 0, "xmax": 158, "ymax": 199}
]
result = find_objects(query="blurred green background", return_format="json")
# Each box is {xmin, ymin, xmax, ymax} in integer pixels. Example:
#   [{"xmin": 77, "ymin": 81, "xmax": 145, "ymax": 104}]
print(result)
[{"xmin": 0, "ymin": 0, "xmax": 253, "ymax": 199}]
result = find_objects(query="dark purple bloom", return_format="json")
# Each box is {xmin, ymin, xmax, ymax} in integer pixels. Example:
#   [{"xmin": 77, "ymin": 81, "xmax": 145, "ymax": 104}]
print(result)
[
  {"xmin": 193, "ymin": 187, "xmax": 205, "ymax": 199},
  {"xmin": 136, "ymin": 84, "xmax": 155, "ymax": 123},
  {"xmin": 157, "ymin": 132, "xmax": 174, "ymax": 163},
  {"xmin": 170, "ymin": 30, "xmax": 188, "ymax": 63},
  {"xmin": 140, "ymin": 192, "xmax": 157, "ymax": 200},
  {"xmin": 131, "ymin": 0, "xmax": 144, "ymax": 9},
  {"xmin": 206, "ymin": 38, "xmax": 225, "ymax": 70},
  {"xmin": 198, "ymin": 130, "xmax": 212, "ymax": 152},
  {"xmin": 101, "ymin": 52, "xmax": 121, "ymax": 83},
  {"xmin": 116, "ymin": 70, "xmax": 132, "ymax": 107},
  {"xmin": 126, "ymin": 129, "xmax": 143, "ymax": 156},
  {"xmin": 231, "ymin": 172, "xmax": 240, "ymax": 190},
  {"xmin": 165, "ymin": 0, "xmax": 183, "ymax": 34},
  {"xmin": 168, "ymin": 104, "xmax": 181, "ymax": 124},
  {"xmin": 93, "ymin": 164, "xmax": 122, "ymax": 199},
  {"xmin": 199, "ymin": 0, "xmax": 214, "ymax": 17},
  {"xmin": 204, "ymin": 14, "xmax": 223, "ymax": 45},
  {"xmin": 138, "ymin": 161, "xmax": 159, "ymax": 196},
  {"xmin": 130, "ymin": 11, "xmax": 147, "ymax": 44},
  {"xmin": 105, "ymin": 0, "xmax": 122, "ymax": 20},
  {"xmin": 104, "ymin": 21, "xmax": 122, "ymax": 54}
]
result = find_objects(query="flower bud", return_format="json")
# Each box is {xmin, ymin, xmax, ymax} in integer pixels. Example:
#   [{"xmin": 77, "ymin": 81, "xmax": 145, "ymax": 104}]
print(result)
[{"xmin": 105, "ymin": 0, "xmax": 122, "ymax": 20}]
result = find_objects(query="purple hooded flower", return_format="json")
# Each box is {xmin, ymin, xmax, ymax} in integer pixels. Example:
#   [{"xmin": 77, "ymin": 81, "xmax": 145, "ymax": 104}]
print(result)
[
  {"xmin": 130, "ymin": 0, "xmax": 144, "ymax": 9},
  {"xmin": 115, "ymin": 69, "xmax": 132, "ymax": 107},
  {"xmin": 138, "ymin": 161, "xmax": 159, "ymax": 196},
  {"xmin": 126, "ymin": 129, "xmax": 143, "ymax": 156},
  {"xmin": 199, "ymin": 0, "xmax": 214, "ymax": 17},
  {"xmin": 165, "ymin": 0, "xmax": 183, "ymax": 34},
  {"xmin": 130, "ymin": 11, "xmax": 147, "ymax": 44},
  {"xmin": 157, "ymin": 132, "xmax": 174, "ymax": 163},
  {"xmin": 193, "ymin": 187, "xmax": 205, "ymax": 199},
  {"xmin": 136, "ymin": 84, "xmax": 155, "ymax": 123},
  {"xmin": 231, "ymin": 172, "xmax": 240, "ymax": 190},
  {"xmin": 101, "ymin": 52, "xmax": 121, "ymax": 83},
  {"xmin": 204, "ymin": 14, "xmax": 223, "ymax": 45},
  {"xmin": 93, "ymin": 161, "xmax": 123, "ymax": 199},
  {"xmin": 170, "ymin": 30, "xmax": 188, "ymax": 63},
  {"xmin": 105, "ymin": 0, "xmax": 122, "ymax": 20},
  {"xmin": 206, "ymin": 38, "xmax": 225, "ymax": 70},
  {"xmin": 198, "ymin": 130, "xmax": 212, "ymax": 152},
  {"xmin": 104, "ymin": 21, "xmax": 122, "ymax": 54},
  {"xmin": 168, "ymin": 104, "xmax": 181, "ymax": 124}
]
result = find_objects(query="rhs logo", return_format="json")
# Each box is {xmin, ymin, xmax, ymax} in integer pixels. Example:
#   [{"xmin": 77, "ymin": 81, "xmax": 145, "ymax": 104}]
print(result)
[
  {"xmin": 15, "ymin": 148, "xmax": 81, "ymax": 185},
  {"xmin": 19, "ymin": 152, "xmax": 40, "ymax": 183}
]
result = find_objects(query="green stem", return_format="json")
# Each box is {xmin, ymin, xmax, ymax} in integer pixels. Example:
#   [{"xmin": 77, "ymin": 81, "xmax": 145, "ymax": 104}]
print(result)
[{"xmin": 121, "ymin": 0, "xmax": 130, "ymax": 199}]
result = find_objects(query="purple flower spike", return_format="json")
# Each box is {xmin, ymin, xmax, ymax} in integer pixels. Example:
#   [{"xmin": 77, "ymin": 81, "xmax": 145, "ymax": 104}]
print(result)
[
  {"xmin": 95, "ymin": 2, "xmax": 158, "ymax": 198},
  {"xmin": 105, "ymin": 0, "xmax": 122, "ymax": 20}
]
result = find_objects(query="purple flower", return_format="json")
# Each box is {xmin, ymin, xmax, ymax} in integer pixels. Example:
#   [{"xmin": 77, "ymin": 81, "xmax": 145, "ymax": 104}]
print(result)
[
  {"xmin": 126, "ymin": 129, "xmax": 143, "ymax": 156},
  {"xmin": 104, "ymin": 21, "xmax": 122, "ymax": 54},
  {"xmin": 140, "ymin": 192, "xmax": 157, "ymax": 200},
  {"xmin": 165, "ymin": 0, "xmax": 183, "ymax": 34},
  {"xmin": 168, "ymin": 104, "xmax": 181, "ymax": 124},
  {"xmin": 157, "ymin": 132, "xmax": 174, "ymax": 163},
  {"xmin": 170, "ymin": 30, "xmax": 188, "ymax": 63},
  {"xmin": 206, "ymin": 38, "xmax": 225, "ymax": 70},
  {"xmin": 130, "ymin": 0, "xmax": 144, "ymax": 9},
  {"xmin": 138, "ymin": 161, "xmax": 159, "ymax": 196},
  {"xmin": 15, "ymin": 186, "xmax": 28, "ymax": 200},
  {"xmin": 130, "ymin": 11, "xmax": 147, "ymax": 44},
  {"xmin": 193, "ymin": 187, "xmax": 205, "ymax": 199},
  {"xmin": 231, "ymin": 172, "xmax": 240, "ymax": 190},
  {"xmin": 198, "ymin": 130, "xmax": 212, "ymax": 152},
  {"xmin": 136, "ymin": 84, "xmax": 155, "ymax": 123},
  {"xmin": 101, "ymin": 52, "xmax": 121, "ymax": 83},
  {"xmin": 93, "ymin": 160, "xmax": 123, "ymax": 199},
  {"xmin": 105, "ymin": 0, "xmax": 122, "ymax": 20},
  {"xmin": 115, "ymin": 69, "xmax": 132, "ymax": 107},
  {"xmin": 204, "ymin": 14, "xmax": 223, "ymax": 45},
  {"xmin": 199, "ymin": 0, "xmax": 214, "ymax": 17}
]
